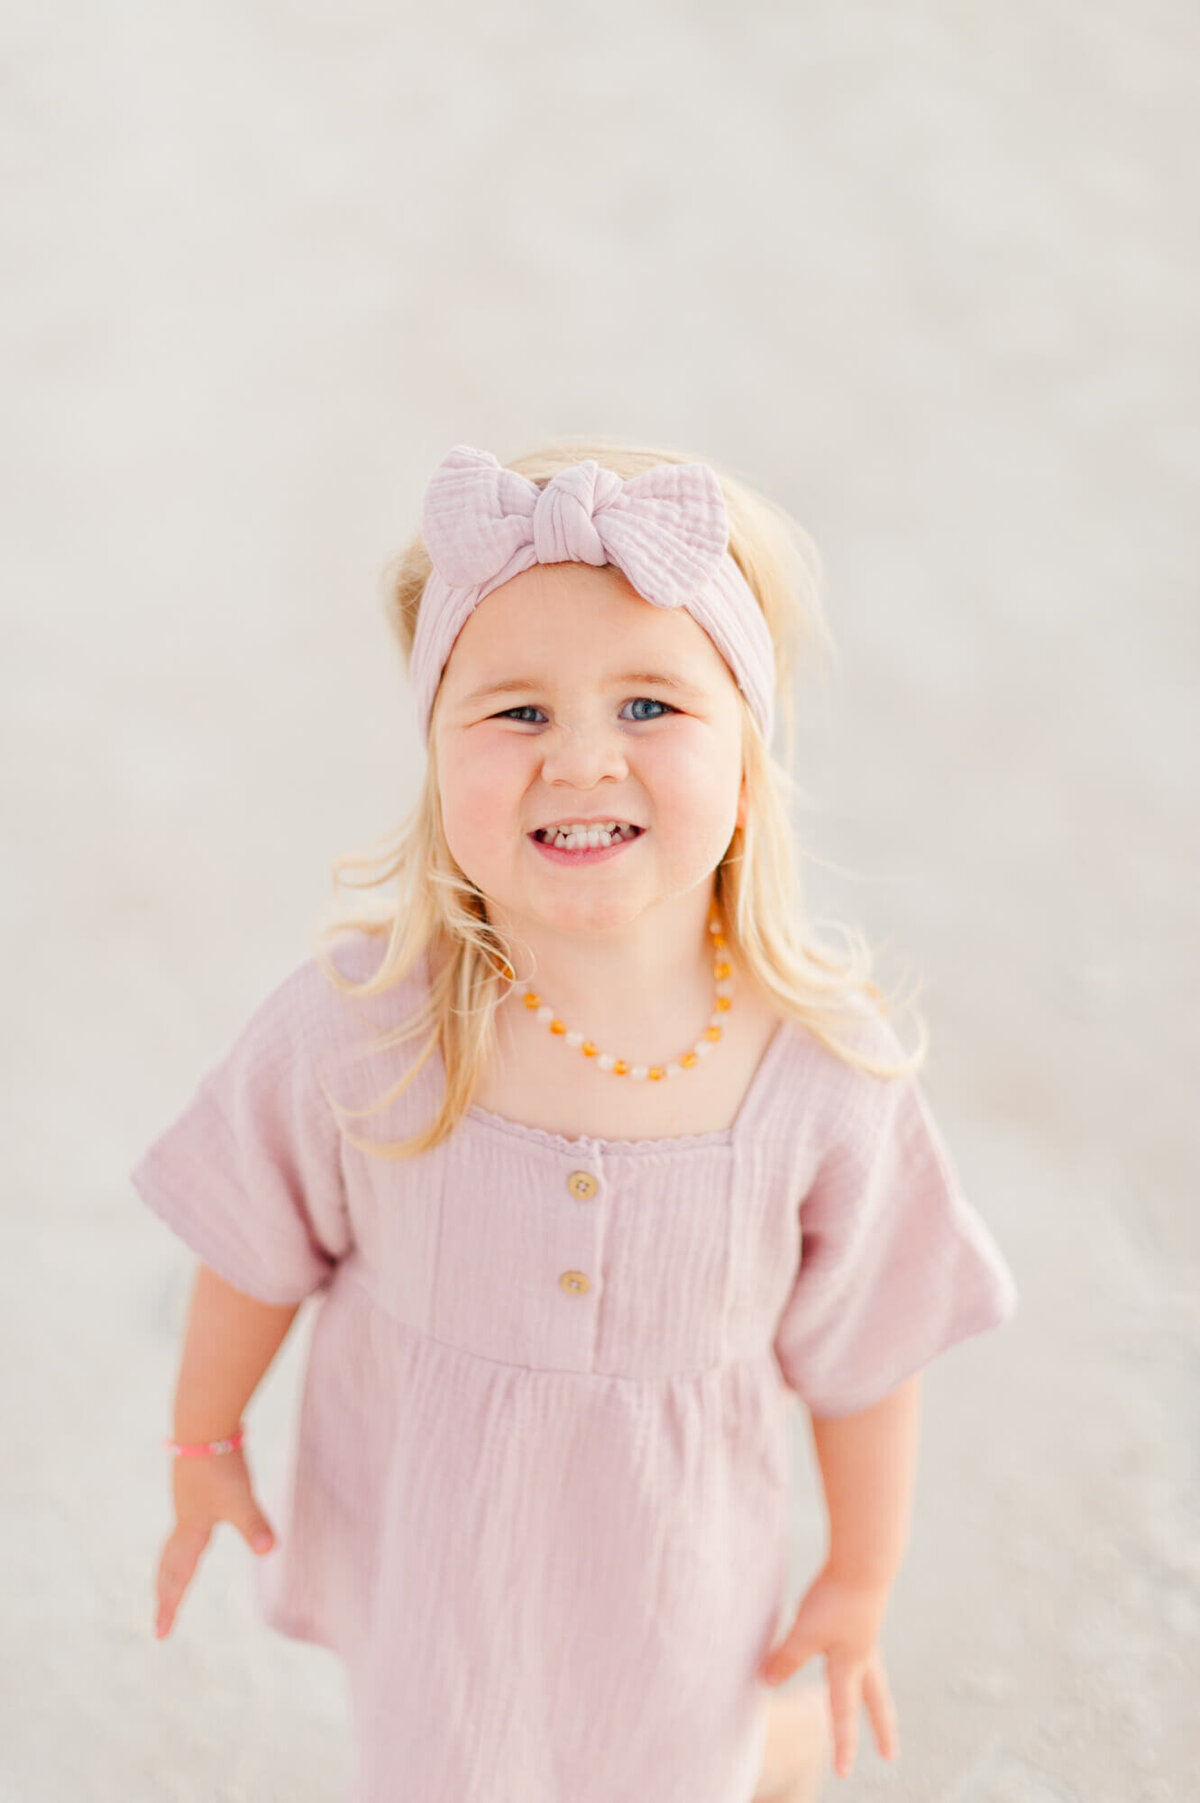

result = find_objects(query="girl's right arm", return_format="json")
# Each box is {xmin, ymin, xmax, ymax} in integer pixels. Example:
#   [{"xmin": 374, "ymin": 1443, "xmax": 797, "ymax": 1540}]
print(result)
[{"xmin": 154, "ymin": 1261, "xmax": 301, "ymax": 1640}]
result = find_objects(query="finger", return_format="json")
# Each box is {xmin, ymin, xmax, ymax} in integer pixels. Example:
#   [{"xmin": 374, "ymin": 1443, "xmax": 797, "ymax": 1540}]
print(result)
[
  {"xmin": 861, "ymin": 1657, "xmax": 900, "ymax": 1761},
  {"xmin": 825, "ymin": 1660, "xmax": 862, "ymax": 1779},
  {"xmin": 232, "ymin": 1502, "xmax": 276, "ymax": 1556},
  {"xmin": 155, "ymin": 1523, "xmax": 210, "ymax": 1631},
  {"xmin": 760, "ymin": 1635, "xmax": 820, "ymax": 1686}
]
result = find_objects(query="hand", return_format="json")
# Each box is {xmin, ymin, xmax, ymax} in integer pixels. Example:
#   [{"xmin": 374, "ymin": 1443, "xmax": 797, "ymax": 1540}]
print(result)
[
  {"xmin": 154, "ymin": 1445, "xmax": 277, "ymax": 1640},
  {"xmin": 757, "ymin": 1565, "xmax": 899, "ymax": 1779}
]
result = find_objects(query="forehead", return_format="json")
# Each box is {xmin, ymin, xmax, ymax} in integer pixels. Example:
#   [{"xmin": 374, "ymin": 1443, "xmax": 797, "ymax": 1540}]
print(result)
[{"xmin": 441, "ymin": 562, "xmax": 732, "ymax": 690}]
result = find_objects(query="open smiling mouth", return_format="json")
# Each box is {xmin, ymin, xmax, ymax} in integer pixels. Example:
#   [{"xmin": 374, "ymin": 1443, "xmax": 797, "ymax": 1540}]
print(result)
[{"xmin": 528, "ymin": 823, "xmax": 646, "ymax": 863}]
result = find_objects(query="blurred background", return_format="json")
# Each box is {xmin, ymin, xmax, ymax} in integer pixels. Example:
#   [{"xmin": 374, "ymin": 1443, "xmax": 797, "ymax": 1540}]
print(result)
[{"xmin": 3, "ymin": 2, "xmax": 1197, "ymax": 1798}]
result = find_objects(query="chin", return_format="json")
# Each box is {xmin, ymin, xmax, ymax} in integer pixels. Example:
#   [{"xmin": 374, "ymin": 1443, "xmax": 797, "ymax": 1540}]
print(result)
[{"xmin": 535, "ymin": 895, "xmax": 645, "ymax": 934}]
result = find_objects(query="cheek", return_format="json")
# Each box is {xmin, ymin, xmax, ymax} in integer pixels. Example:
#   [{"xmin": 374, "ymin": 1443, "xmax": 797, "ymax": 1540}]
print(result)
[
  {"xmin": 654, "ymin": 734, "xmax": 739, "ymax": 814},
  {"xmin": 651, "ymin": 736, "xmax": 743, "ymax": 856},
  {"xmin": 439, "ymin": 742, "xmax": 521, "ymax": 860}
]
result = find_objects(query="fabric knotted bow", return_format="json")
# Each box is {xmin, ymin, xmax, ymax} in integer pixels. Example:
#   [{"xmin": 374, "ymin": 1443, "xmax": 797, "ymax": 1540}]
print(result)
[{"xmin": 410, "ymin": 445, "xmax": 776, "ymax": 745}]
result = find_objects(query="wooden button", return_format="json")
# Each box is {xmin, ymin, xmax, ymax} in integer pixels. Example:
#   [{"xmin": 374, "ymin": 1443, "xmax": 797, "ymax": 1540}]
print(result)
[
  {"xmin": 567, "ymin": 1170, "xmax": 598, "ymax": 1200},
  {"xmin": 559, "ymin": 1270, "xmax": 590, "ymax": 1296}
]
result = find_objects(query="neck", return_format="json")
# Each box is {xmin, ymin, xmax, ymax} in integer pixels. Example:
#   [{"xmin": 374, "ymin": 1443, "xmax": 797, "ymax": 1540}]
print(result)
[{"xmin": 490, "ymin": 893, "xmax": 723, "ymax": 1047}]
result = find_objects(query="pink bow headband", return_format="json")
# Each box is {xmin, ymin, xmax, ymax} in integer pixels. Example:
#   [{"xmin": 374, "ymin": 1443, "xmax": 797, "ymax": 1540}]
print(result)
[{"xmin": 410, "ymin": 445, "xmax": 777, "ymax": 746}]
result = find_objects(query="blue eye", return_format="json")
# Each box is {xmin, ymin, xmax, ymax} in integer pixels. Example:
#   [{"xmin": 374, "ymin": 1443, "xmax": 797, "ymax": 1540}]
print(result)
[{"xmin": 496, "ymin": 698, "xmax": 675, "ymax": 724}]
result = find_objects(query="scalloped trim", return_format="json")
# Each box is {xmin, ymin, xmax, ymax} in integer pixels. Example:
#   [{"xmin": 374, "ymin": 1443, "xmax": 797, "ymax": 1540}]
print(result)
[{"xmin": 463, "ymin": 1103, "xmax": 737, "ymax": 1155}]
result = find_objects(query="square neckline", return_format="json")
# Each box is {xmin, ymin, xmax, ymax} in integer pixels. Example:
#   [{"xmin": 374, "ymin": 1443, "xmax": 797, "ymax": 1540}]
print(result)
[{"xmin": 463, "ymin": 1014, "xmax": 792, "ymax": 1155}]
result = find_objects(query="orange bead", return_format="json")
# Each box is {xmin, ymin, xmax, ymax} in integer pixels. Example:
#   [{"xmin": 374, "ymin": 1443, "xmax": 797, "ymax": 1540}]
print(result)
[
  {"xmin": 681, "ymin": 1051, "xmax": 699, "ymax": 1067},
  {"xmin": 613, "ymin": 1059, "xmax": 630, "ymax": 1075},
  {"xmin": 582, "ymin": 1041, "xmax": 598, "ymax": 1057},
  {"xmin": 712, "ymin": 935, "xmax": 726, "ymax": 950},
  {"xmin": 524, "ymin": 992, "xmax": 540, "ymax": 1009},
  {"xmin": 715, "ymin": 961, "xmax": 731, "ymax": 979},
  {"xmin": 715, "ymin": 996, "xmax": 732, "ymax": 1011},
  {"xmin": 703, "ymin": 1025, "xmax": 722, "ymax": 1041},
  {"xmin": 648, "ymin": 1067, "xmax": 665, "ymax": 1080},
  {"xmin": 549, "ymin": 1019, "xmax": 566, "ymax": 1034}
]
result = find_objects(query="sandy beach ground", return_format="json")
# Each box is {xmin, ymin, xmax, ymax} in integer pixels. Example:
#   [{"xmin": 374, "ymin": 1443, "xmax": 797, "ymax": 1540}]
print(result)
[{"xmin": 3, "ymin": 3, "xmax": 1197, "ymax": 1798}]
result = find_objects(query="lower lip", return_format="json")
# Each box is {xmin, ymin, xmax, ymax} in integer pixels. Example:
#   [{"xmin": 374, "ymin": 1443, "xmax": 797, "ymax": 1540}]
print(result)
[{"xmin": 528, "ymin": 829, "xmax": 644, "ymax": 866}]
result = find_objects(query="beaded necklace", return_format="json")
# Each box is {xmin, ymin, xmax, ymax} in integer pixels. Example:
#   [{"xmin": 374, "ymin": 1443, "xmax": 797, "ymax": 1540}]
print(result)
[{"xmin": 510, "ymin": 912, "xmax": 733, "ymax": 1080}]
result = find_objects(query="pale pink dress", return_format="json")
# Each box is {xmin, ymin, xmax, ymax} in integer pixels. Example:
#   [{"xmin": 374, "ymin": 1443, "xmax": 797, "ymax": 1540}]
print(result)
[{"xmin": 131, "ymin": 930, "xmax": 1018, "ymax": 1803}]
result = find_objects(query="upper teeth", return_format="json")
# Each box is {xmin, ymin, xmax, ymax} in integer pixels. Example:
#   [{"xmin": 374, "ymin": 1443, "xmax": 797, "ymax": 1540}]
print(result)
[{"xmin": 537, "ymin": 821, "xmax": 637, "ymax": 848}]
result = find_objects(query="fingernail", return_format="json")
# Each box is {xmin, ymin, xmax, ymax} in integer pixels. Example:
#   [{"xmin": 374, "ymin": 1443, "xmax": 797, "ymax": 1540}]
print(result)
[{"xmin": 253, "ymin": 1532, "xmax": 273, "ymax": 1553}]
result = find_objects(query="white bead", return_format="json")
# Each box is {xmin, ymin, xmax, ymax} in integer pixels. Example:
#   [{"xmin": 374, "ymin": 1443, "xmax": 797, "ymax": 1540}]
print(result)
[
  {"xmin": 597, "ymin": 1053, "xmax": 616, "ymax": 1072},
  {"xmin": 710, "ymin": 1011, "xmax": 723, "ymax": 1027},
  {"xmin": 715, "ymin": 981, "xmax": 733, "ymax": 997},
  {"xmin": 665, "ymin": 1062, "xmax": 683, "ymax": 1078},
  {"xmin": 630, "ymin": 1065, "xmax": 648, "ymax": 1081},
  {"xmin": 694, "ymin": 1040, "xmax": 713, "ymax": 1057},
  {"xmin": 565, "ymin": 1029, "xmax": 584, "ymax": 1048},
  {"xmin": 536, "ymin": 1005, "xmax": 554, "ymax": 1024}
]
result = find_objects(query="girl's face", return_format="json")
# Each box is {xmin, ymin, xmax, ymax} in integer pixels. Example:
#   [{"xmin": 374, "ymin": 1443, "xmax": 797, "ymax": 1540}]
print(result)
[{"xmin": 431, "ymin": 562, "xmax": 748, "ymax": 941}]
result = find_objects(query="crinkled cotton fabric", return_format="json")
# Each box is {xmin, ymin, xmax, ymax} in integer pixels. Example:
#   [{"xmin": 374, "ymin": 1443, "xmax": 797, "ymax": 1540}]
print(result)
[{"xmin": 131, "ymin": 931, "xmax": 1018, "ymax": 1803}]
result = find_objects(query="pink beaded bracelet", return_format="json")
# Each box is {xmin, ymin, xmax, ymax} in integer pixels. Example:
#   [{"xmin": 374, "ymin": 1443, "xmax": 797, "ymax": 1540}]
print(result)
[{"xmin": 163, "ymin": 1425, "xmax": 245, "ymax": 1458}]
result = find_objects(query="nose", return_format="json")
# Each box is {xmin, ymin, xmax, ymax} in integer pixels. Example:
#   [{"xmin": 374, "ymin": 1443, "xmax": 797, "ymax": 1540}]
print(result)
[{"xmin": 538, "ymin": 715, "xmax": 630, "ymax": 792}]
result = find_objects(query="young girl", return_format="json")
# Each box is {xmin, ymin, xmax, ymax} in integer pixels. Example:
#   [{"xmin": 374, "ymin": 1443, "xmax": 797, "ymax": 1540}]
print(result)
[{"xmin": 133, "ymin": 441, "xmax": 1018, "ymax": 1803}]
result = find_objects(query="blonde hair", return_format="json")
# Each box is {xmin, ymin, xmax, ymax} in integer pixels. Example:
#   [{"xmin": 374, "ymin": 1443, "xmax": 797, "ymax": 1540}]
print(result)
[{"xmin": 312, "ymin": 435, "xmax": 928, "ymax": 1159}]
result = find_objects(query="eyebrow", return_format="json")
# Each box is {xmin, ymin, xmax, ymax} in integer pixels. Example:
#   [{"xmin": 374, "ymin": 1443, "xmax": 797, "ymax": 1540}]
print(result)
[{"xmin": 460, "ymin": 670, "xmax": 705, "ymax": 706}]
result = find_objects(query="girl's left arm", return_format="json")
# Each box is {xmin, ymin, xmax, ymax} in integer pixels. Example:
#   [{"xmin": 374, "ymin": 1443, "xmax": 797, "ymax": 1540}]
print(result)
[
  {"xmin": 759, "ymin": 1374, "xmax": 922, "ymax": 1779},
  {"xmin": 811, "ymin": 1372, "xmax": 922, "ymax": 1588}
]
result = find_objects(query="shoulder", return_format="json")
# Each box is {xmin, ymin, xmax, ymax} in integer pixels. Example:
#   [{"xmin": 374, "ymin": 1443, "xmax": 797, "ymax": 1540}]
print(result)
[
  {"xmin": 814, "ymin": 991, "xmax": 913, "ymax": 1067},
  {"xmin": 772, "ymin": 990, "xmax": 918, "ymax": 1139},
  {"xmin": 241, "ymin": 927, "xmax": 430, "ymax": 1060}
]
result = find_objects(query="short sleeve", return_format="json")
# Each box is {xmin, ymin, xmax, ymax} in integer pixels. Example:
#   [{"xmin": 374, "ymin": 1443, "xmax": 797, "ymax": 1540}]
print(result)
[
  {"xmin": 130, "ymin": 961, "xmax": 353, "ymax": 1306},
  {"xmin": 772, "ymin": 1054, "xmax": 1019, "ymax": 1418}
]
